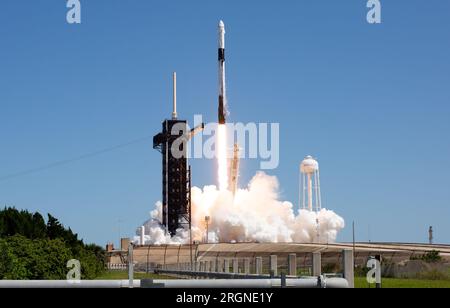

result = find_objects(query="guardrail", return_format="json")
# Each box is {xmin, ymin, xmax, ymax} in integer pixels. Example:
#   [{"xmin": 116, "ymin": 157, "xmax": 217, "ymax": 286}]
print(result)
[
  {"xmin": 152, "ymin": 249, "xmax": 354, "ymax": 287},
  {"xmin": 0, "ymin": 277, "xmax": 348, "ymax": 288}
]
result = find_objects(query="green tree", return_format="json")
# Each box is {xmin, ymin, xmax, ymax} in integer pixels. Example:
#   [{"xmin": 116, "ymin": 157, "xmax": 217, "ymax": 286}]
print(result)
[
  {"xmin": 0, "ymin": 207, "xmax": 47, "ymax": 239},
  {"xmin": 31, "ymin": 213, "xmax": 47, "ymax": 239},
  {"xmin": 0, "ymin": 239, "xmax": 13, "ymax": 279},
  {"xmin": 0, "ymin": 208, "xmax": 106, "ymax": 280}
]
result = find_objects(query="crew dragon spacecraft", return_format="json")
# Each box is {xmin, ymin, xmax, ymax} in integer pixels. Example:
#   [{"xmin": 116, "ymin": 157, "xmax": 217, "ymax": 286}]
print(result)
[{"xmin": 218, "ymin": 20, "xmax": 227, "ymax": 124}]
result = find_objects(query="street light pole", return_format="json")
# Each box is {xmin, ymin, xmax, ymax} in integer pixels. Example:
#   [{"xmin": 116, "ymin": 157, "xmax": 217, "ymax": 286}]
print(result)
[{"xmin": 205, "ymin": 216, "xmax": 210, "ymax": 244}]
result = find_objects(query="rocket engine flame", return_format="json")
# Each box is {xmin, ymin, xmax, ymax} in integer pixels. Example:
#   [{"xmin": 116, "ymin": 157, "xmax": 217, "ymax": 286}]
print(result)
[{"xmin": 217, "ymin": 124, "xmax": 229, "ymax": 191}]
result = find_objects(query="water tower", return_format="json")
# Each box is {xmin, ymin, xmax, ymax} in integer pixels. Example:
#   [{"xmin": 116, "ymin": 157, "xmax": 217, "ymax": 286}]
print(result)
[{"xmin": 300, "ymin": 156, "xmax": 322, "ymax": 212}]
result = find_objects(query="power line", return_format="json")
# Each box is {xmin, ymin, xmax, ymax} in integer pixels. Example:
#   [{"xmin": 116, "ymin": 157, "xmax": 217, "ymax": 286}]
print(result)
[{"xmin": 0, "ymin": 135, "xmax": 153, "ymax": 183}]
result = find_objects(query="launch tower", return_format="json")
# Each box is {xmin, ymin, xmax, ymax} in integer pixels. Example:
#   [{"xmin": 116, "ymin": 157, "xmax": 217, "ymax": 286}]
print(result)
[{"xmin": 153, "ymin": 73, "xmax": 191, "ymax": 236}]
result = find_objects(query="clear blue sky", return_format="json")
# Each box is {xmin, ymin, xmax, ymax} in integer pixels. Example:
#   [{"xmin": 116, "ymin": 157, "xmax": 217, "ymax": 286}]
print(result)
[{"xmin": 1, "ymin": 0, "xmax": 449, "ymax": 246}]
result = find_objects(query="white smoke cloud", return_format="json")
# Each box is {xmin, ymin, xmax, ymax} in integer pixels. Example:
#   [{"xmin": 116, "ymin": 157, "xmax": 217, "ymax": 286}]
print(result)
[{"xmin": 134, "ymin": 172, "xmax": 345, "ymax": 245}]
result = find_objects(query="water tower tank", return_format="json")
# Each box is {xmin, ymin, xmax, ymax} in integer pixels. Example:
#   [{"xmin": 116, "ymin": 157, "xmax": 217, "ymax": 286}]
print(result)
[{"xmin": 300, "ymin": 156, "xmax": 319, "ymax": 174}]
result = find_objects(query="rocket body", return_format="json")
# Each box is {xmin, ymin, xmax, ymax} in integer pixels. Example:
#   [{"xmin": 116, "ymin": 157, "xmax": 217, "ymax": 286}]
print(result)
[{"xmin": 218, "ymin": 20, "xmax": 227, "ymax": 124}]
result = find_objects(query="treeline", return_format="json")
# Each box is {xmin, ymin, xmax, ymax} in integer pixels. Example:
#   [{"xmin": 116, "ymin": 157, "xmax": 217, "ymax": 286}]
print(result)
[{"xmin": 0, "ymin": 207, "xmax": 105, "ymax": 280}]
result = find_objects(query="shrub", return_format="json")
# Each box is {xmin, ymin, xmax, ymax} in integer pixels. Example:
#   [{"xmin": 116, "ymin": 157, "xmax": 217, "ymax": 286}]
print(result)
[{"xmin": 411, "ymin": 250, "xmax": 442, "ymax": 263}]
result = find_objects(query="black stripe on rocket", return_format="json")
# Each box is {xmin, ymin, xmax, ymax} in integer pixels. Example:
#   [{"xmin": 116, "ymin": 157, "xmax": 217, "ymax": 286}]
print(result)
[{"xmin": 218, "ymin": 47, "xmax": 226, "ymax": 124}]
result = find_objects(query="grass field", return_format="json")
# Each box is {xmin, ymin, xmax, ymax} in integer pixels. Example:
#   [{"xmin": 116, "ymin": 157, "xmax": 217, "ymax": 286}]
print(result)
[
  {"xmin": 355, "ymin": 277, "xmax": 450, "ymax": 288},
  {"xmin": 96, "ymin": 271, "xmax": 175, "ymax": 280}
]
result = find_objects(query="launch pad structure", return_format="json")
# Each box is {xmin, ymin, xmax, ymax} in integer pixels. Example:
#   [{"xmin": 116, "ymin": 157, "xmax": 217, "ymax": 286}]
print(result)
[
  {"xmin": 153, "ymin": 118, "xmax": 191, "ymax": 236},
  {"xmin": 153, "ymin": 73, "xmax": 203, "ymax": 237}
]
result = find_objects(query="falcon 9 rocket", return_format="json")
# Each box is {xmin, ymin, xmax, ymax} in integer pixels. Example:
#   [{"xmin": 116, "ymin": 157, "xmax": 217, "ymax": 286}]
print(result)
[{"xmin": 218, "ymin": 20, "xmax": 227, "ymax": 124}]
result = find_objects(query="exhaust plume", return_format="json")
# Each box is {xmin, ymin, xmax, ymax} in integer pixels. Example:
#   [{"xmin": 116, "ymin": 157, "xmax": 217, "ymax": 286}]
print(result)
[{"xmin": 135, "ymin": 172, "xmax": 344, "ymax": 245}]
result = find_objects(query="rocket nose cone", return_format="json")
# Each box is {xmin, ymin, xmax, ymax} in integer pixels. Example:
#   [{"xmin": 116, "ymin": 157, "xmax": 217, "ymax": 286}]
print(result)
[{"xmin": 219, "ymin": 20, "xmax": 225, "ymax": 29}]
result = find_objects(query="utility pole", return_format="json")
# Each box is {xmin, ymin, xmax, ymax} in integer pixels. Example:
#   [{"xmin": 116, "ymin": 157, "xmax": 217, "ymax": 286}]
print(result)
[
  {"xmin": 128, "ymin": 242, "xmax": 134, "ymax": 288},
  {"xmin": 352, "ymin": 221, "xmax": 356, "ymax": 267},
  {"xmin": 429, "ymin": 226, "xmax": 433, "ymax": 245}
]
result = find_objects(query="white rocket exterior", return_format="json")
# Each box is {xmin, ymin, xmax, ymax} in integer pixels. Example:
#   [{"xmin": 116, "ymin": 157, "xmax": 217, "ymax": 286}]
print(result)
[{"xmin": 218, "ymin": 20, "xmax": 227, "ymax": 124}]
